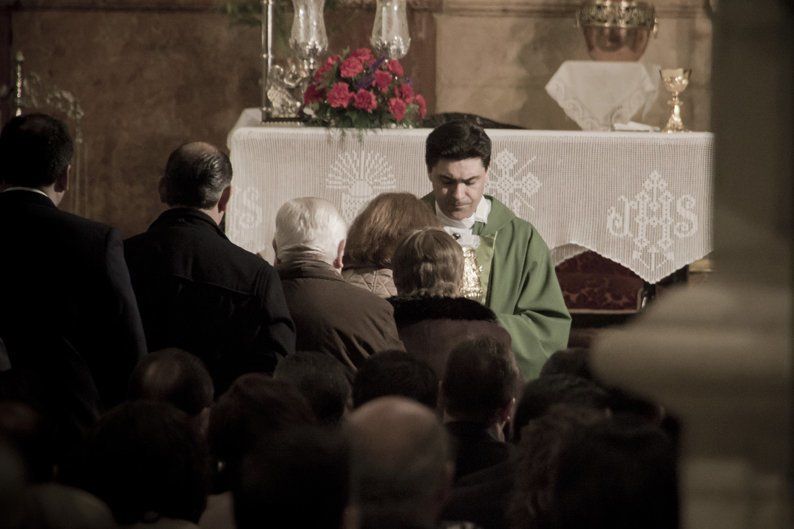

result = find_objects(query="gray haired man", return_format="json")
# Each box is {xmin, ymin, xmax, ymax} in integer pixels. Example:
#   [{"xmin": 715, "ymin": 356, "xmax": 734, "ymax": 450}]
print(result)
[{"xmin": 274, "ymin": 197, "xmax": 404, "ymax": 376}]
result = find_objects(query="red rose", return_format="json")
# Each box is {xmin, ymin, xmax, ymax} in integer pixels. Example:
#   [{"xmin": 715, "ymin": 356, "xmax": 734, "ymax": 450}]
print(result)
[
  {"xmin": 395, "ymin": 83, "xmax": 414, "ymax": 102},
  {"xmin": 327, "ymin": 82, "xmax": 353, "ymax": 109},
  {"xmin": 353, "ymin": 89, "xmax": 378, "ymax": 112},
  {"xmin": 388, "ymin": 97, "xmax": 407, "ymax": 122},
  {"xmin": 387, "ymin": 59, "xmax": 404, "ymax": 77},
  {"xmin": 415, "ymin": 94, "xmax": 427, "ymax": 119},
  {"xmin": 373, "ymin": 70, "xmax": 392, "ymax": 93},
  {"xmin": 339, "ymin": 57, "xmax": 364, "ymax": 79},
  {"xmin": 303, "ymin": 83, "xmax": 325, "ymax": 105},
  {"xmin": 350, "ymin": 47, "xmax": 376, "ymax": 66}
]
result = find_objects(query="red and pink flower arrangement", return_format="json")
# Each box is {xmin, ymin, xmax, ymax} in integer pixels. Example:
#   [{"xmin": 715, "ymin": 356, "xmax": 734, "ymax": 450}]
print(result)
[{"xmin": 303, "ymin": 47, "xmax": 427, "ymax": 129}]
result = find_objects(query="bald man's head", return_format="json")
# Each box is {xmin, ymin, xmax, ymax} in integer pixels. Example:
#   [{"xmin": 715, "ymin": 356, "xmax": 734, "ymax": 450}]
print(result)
[
  {"xmin": 160, "ymin": 141, "xmax": 232, "ymax": 209},
  {"xmin": 346, "ymin": 397, "xmax": 452, "ymax": 528}
]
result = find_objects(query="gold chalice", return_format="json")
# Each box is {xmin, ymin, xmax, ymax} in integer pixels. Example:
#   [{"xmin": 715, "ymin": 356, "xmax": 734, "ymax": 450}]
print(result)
[{"xmin": 661, "ymin": 68, "xmax": 692, "ymax": 133}]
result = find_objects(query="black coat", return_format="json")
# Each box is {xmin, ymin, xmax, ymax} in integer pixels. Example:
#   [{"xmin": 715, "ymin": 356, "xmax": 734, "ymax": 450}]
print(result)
[
  {"xmin": 124, "ymin": 208, "xmax": 295, "ymax": 394},
  {"xmin": 0, "ymin": 189, "xmax": 146, "ymax": 413},
  {"xmin": 390, "ymin": 296, "xmax": 512, "ymax": 378}
]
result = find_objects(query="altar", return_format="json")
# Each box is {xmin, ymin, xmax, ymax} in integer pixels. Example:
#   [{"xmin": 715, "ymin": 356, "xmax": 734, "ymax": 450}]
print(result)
[{"xmin": 226, "ymin": 109, "xmax": 713, "ymax": 284}]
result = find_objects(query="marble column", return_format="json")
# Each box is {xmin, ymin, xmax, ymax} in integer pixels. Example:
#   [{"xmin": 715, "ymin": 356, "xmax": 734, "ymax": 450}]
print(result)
[{"xmin": 590, "ymin": 2, "xmax": 791, "ymax": 529}]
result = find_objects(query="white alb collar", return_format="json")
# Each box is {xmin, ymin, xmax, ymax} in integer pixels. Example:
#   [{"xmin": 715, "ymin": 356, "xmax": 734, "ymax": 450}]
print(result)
[{"xmin": 434, "ymin": 196, "xmax": 491, "ymax": 230}]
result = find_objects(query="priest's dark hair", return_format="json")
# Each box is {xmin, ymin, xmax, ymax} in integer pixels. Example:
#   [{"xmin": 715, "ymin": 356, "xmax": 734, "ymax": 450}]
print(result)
[
  {"xmin": 0, "ymin": 113, "xmax": 73, "ymax": 188},
  {"xmin": 159, "ymin": 141, "xmax": 232, "ymax": 209},
  {"xmin": 425, "ymin": 120, "xmax": 491, "ymax": 171}
]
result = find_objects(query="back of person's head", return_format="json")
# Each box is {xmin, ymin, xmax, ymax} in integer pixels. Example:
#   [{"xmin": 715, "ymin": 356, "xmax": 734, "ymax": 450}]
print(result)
[
  {"xmin": 508, "ymin": 405, "xmax": 606, "ymax": 529},
  {"xmin": 539, "ymin": 347, "xmax": 593, "ymax": 380},
  {"xmin": 273, "ymin": 351, "xmax": 351, "ymax": 425},
  {"xmin": 159, "ymin": 141, "xmax": 232, "ymax": 209},
  {"xmin": 0, "ymin": 113, "xmax": 73, "ymax": 188},
  {"xmin": 353, "ymin": 351, "xmax": 439, "ymax": 410},
  {"xmin": 345, "ymin": 192, "xmax": 441, "ymax": 269},
  {"xmin": 513, "ymin": 374, "xmax": 610, "ymax": 442},
  {"xmin": 425, "ymin": 120, "xmax": 491, "ymax": 172},
  {"xmin": 442, "ymin": 337, "xmax": 518, "ymax": 424},
  {"xmin": 81, "ymin": 400, "xmax": 209, "ymax": 525},
  {"xmin": 346, "ymin": 397, "xmax": 451, "ymax": 529},
  {"xmin": 234, "ymin": 426, "xmax": 349, "ymax": 529},
  {"xmin": 550, "ymin": 417, "xmax": 678, "ymax": 529},
  {"xmin": 274, "ymin": 197, "xmax": 347, "ymax": 265},
  {"xmin": 128, "ymin": 348, "xmax": 213, "ymax": 416},
  {"xmin": 25, "ymin": 483, "xmax": 116, "ymax": 529},
  {"xmin": 208, "ymin": 374, "xmax": 315, "ymax": 484},
  {"xmin": 0, "ymin": 437, "xmax": 28, "ymax": 529},
  {"xmin": 0, "ymin": 401, "xmax": 54, "ymax": 483},
  {"xmin": 392, "ymin": 228, "xmax": 464, "ymax": 297}
]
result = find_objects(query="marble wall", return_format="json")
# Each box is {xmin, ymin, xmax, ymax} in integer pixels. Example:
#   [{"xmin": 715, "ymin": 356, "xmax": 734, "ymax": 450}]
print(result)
[{"xmin": 435, "ymin": 0, "xmax": 713, "ymax": 130}]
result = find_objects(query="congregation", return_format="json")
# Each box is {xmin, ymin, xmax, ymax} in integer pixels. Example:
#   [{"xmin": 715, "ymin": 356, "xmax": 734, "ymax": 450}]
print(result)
[{"xmin": 0, "ymin": 113, "xmax": 678, "ymax": 529}]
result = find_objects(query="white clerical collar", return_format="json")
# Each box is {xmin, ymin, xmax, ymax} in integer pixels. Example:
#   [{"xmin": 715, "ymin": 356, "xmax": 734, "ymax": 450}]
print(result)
[
  {"xmin": 2, "ymin": 186, "xmax": 50, "ymax": 198},
  {"xmin": 434, "ymin": 196, "xmax": 491, "ymax": 230}
]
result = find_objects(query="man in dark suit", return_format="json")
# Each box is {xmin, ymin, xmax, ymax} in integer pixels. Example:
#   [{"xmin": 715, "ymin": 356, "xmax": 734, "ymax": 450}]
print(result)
[
  {"xmin": 273, "ymin": 197, "xmax": 404, "ymax": 377},
  {"xmin": 440, "ymin": 336, "xmax": 519, "ymax": 529},
  {"xmin": 0, "ymin": 113, "xmax": 146, "ymax": 416},
  {"xmin": 124, "ymin": 142, "xmax": 295, "ymax": 394}
]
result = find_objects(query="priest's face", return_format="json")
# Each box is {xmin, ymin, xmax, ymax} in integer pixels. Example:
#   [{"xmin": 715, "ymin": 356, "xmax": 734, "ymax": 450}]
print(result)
[{"xmin": 429, "ymin": 158, "xmax": 489, "ymax": 221}]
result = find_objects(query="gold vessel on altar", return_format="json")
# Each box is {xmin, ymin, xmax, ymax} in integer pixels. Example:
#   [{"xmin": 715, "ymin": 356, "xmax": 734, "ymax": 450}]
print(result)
[{"xmin": 577, "ymin": 1, "xmax": 658, "ymax": 61}]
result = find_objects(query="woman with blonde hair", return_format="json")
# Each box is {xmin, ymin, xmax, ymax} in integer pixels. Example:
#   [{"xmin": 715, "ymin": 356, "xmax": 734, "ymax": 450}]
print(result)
[
  {"xmin": 343, "ymin": 192, "xmax": 440, "ymax": 298},
  {"xmin": 390, "ymin": 228, "xmax": 512, "ymax": 378}
]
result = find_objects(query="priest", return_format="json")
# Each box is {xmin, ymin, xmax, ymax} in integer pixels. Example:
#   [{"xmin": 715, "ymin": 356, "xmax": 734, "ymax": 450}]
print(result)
[{"xmin": 422, "ymin": 121, "xmax": 571, "ymax": 379}]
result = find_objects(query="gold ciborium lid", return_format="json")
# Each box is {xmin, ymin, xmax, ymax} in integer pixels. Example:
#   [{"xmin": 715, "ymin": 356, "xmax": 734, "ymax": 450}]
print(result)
[{"xmin": 577, "ymin": 1, "xmax": 658, "ymax": 61}]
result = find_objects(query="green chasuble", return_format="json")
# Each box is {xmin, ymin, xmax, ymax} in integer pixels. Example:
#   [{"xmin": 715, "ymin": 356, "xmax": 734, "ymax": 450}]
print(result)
[{"xmin": 422, "ymin": 194, "xmax": 571, "ymax": 379}]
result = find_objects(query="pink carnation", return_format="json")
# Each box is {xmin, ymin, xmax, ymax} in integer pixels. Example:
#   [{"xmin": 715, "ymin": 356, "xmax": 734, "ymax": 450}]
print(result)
[
  {"xmin": 387, "ymin": 59, "xmax": 404, "ymax": 77},
  {"xmin": 388, "ymin": 97, "xmax": 407, "ymax": 122},
  {"xmin": 415, "ymin": 94, "xmax": 427, "ymax": 119},
  {"xmin": 353, "ymin": 89, "xmax": 378, "ymax": 112},
  {"xmin": 314, "ymin": 55, "xmax": 339, "ymax": 82},
  {"xmin": 373, "ymin": 70, "xmax": 392, "ymax": 93},
  {"xmin": 339, "ymin": 57, "xmax": 364, "ymax": 79},
  {"xmin": 303, "ymin": 83, "xmax": 325, "ymax": 105},
  {"xmin": 395, "ymin": 83, "xmax": 414, "ymax": 103},
  {"xmin": 349, "ymin": 47, "xmax": 376, "ymax": 66},
  {"xmin": 327, "ymin": 82, "xmax": 353, "ymax": 109}
]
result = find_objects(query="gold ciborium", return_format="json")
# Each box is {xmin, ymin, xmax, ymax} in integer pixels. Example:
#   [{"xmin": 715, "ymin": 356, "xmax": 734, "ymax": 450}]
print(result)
[{"xmin": 661, "ymin": 68, "xmax": 691, "ymax": 132}]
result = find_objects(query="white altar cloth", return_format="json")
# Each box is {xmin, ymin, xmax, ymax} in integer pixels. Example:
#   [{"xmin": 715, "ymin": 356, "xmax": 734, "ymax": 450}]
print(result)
[{"xmin": 227, "ymin": 109, "xmax": 713, "ymax": 284}]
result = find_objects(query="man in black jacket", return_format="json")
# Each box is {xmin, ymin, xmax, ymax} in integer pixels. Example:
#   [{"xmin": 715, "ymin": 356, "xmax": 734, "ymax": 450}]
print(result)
[
  {"xmin": 125, "ymin": 142, "xmax": 295, "ymax": 394},
  {"xmin": 0, "ymin": 113, "xmax": 146, "ymax": 417}
]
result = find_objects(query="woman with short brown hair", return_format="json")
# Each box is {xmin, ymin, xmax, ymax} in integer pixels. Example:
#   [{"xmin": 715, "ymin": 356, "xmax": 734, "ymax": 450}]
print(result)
[{"xmin": 343, "ymin": 192, "xmax": 440, "ymax": 297}]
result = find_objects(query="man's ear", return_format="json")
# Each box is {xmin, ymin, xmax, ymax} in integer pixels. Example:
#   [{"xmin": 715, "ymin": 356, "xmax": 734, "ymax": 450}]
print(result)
[
  {"xmin": 333, "ymin": 239, "xmax": 346, "ymax": 270},
  {"xmin": 53, "ymin": 164, "xmax": 70, "ymax": 193},
  {"xmin": 217, "ymin": 185, "xmax": 232, "ymax": 214},
  {"xmin": 272, "ymin": 239, "xmax": 281, "ymax": 266}
]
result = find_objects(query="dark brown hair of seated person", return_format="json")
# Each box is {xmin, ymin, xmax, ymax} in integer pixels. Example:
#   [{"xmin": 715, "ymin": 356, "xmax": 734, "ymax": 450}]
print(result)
[
  {"xmin": 344, "ymin": 192, "xmax": 441, "ymax": 269},
  {"xmin": 392, "ymin": 227, "xmax": 464, "ymax": 297}
]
